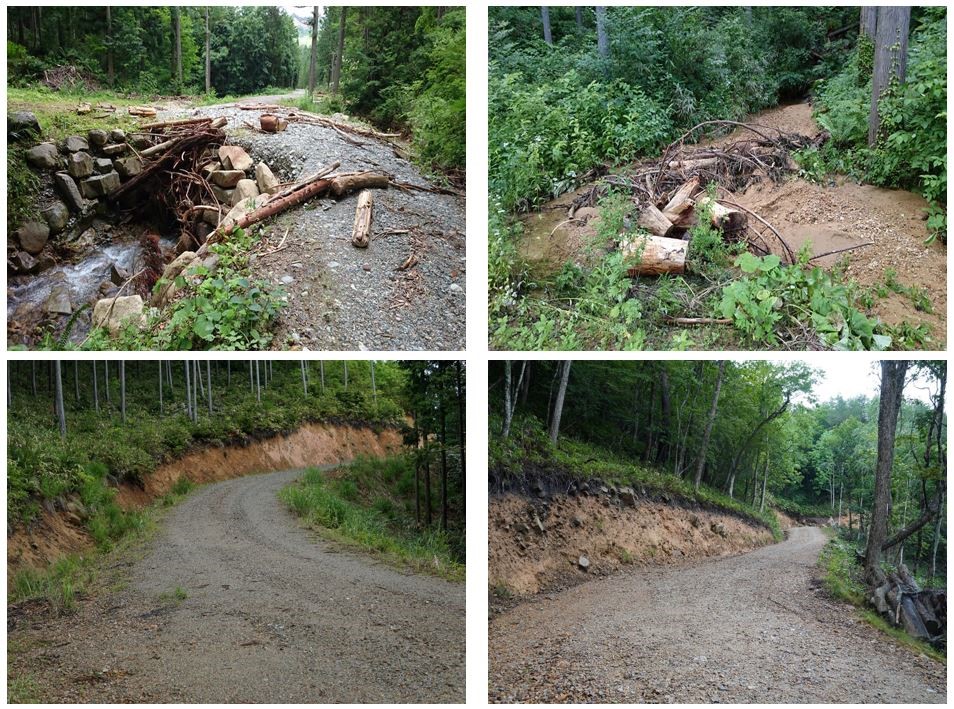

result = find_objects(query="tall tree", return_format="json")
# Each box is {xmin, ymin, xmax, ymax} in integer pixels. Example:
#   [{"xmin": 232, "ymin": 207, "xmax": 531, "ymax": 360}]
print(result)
[
  {"xmin": 694, "ymin": 361, "xmax": 725, "ymax": 492},
  {"xmin": 173, "ymin": 7, "xmax": 183, "ymax": 84},
  {"xmin": 863, "ymin": 360, "xmax": 909, "ymax": 581},
  {"xmin": 548, "ymin": 360, "xmax": 571, "ymax": 445},
  {"xmin": 106, "ymin": 6, "xmax": 114, "ymax": 88},
  {"xmin": 307, "ymin": 6, "xmax": 319, "ymax": 96},
  {"xmin": 860, "ymin": 6, "xmax": 878, "ymax": 37},
  {"xmin": 54, "ymin": 361, "xmax": 66, "ymax": 439},
  {"xmin": 331, "ymin": 7, "xmax": 348, "ymax": 94},
  {"xmin": 120, "ymin": 361, "xmax": 126, "ymax": 424},
  {"xmin": 541, "ymin": 7, "xmax": 553, "ymax": 45},
  {"xmin": 868, "ymin": 6, "xmax": 910, "ymax": 146},
  {"xmin": 595, "ymin": 6, "xmax": 609, "ymax": 58},
  {"xmin": 205, "ymin": 7, "xmax": 211, "ymax": 92}
]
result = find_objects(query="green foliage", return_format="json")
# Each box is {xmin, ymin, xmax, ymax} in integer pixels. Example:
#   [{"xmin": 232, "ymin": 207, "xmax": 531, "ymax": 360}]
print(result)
[
  {"xmin": 9, "ymin": 554, "xmax": 94, "ymax": 615},
  {"xmin": 491, "ymin": 417, "xmax": 782, "ymax": 541},
  {"xmin": 819, "ymin": 537, "xmax": 866, "ymax": 605},
  {"xmin": 280, "ymin": 461, "xmax": 464, "ymax": 581},
  {"xmin": 7, "ymin": 674, "xmax": 42, "ymax": 704},
  {"xmin": 720, "ymin": 252, "xmax": 891, "ymax": 350},
  {"xmin": 815, "ymin": 9, "xmax": 947, "ymax": 242},
  {"xmin": 7, "ymin": 145, "xmax": 41, "ymax": 230}
]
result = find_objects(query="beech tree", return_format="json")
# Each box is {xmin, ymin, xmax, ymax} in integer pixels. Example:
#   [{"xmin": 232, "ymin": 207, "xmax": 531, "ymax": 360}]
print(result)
[
  {"xmin": 595, "ymin": 6, "xmax": 609, "ymax": 58},
  {"xmin": 548, "ymin": 360, "xmax": 571, "ymax": 445},
  {"xmin": 541, "ymin": 7, "xmax": 553, "ymax": 45},
  {"xmin": 695, "ymin": 361, "xmax": 725, "ymax": 492},
  {"xmin": 868, "ymin": 6, "xmax": 910, "ymax": 146}
]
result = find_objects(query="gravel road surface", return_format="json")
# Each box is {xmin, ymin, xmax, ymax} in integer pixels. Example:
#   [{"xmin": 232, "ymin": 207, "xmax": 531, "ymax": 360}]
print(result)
[
  {"xmin": 489, "ymin": 526, "xmax": 945, "ymax": 703},
  {"xmin": 10, "ymin": 468, "xmax": 465, "ymax": 703}
]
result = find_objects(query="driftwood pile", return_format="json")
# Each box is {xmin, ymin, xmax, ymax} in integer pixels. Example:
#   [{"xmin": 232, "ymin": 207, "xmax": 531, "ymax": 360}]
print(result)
[
  {"xmin": 868, "ymin": 564, "xmax": 946, "ymax": 650},
  {"xmin": 570, "ymin": 120, "xmax": 828, "ymax": 276}
]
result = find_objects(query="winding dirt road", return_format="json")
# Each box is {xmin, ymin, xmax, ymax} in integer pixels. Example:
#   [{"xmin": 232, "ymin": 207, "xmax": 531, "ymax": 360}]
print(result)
[
  {"xmin": 10, "ymin": 469, "xmax": 465, "ymax": 703},
  {"xmin": 490, "ymin": 527, "xmax": 945, "ymax": 703}
]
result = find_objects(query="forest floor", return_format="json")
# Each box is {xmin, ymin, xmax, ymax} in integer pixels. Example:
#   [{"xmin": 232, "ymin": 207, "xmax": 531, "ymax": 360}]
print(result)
[
  {"xmin": 8, "ymin": 468, "xmax": 465, "ymax": 703},
  {"xmin": 159, "ymin": 92, "xmax": 467, "ymax": 351},
  {"xmin": 516, "ymin": 102, "xmax": 945, "ymax": 349},
  {"xmin": 489, "ymin": 526, "xmax": 945, "ymax": 703}
]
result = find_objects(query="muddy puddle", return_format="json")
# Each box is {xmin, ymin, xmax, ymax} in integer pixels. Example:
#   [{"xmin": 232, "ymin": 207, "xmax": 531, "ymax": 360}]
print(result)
[{"xmin": 516, "ymin": 102, "xmax": 946, "ymax": 345}]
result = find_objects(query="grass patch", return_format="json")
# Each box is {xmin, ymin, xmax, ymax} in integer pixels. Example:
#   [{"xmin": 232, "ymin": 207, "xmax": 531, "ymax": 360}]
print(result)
[
  {"xmin": 280, "ymin": 461, "xmax": 464, "ymax": 582},
  {"xmin": 491, "ymin": 418, "xmax": 782, "ymax": 541},
  {"xmin": 7, "ymin": 87, "xmax": 143, "ymax": 142},
  {"xmin": 158, "ymin": 586, "xmax": 188, "ymax": 605},
  {"xmin": 9, "ymin": 554, "xmax": 94, "ymax": 615},
  {"xmin": 7, "ymin": 674, "xmax": 42, "ymax": 703},
  {"xmin": 819, "ymin": 537, "xmax": 946, "ymax": 663}
]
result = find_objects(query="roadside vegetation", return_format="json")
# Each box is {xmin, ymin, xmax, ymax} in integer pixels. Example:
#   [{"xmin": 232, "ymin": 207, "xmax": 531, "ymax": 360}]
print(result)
[{"xmin": 282, "ymin": 458, "xmax": 464, "ymax": 581}]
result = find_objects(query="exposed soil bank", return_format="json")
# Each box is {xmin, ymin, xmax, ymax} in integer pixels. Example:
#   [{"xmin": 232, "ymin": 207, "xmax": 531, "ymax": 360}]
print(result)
[
  {"xmin": 489, "ymin": 492, "xmax": 774, "ymax": 596},
  {"xmin": 8, "ymin": 422, "xmax": 402, "ymax": 574}
]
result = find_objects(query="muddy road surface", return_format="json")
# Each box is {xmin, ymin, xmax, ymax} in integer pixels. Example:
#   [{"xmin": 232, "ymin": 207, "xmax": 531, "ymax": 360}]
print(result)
[
  {"xmin": 10, "ymin": 469, "xmax": 465, "ymax": 703},
  {"xmin": 489, "ymin": 526, "xmax": 945, "ymax": 703}
]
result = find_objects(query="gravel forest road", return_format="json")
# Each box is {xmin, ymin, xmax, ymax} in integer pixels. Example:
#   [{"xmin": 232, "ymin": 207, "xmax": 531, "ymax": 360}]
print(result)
[
  {"xmin": 10, "ymin": 469, "xmax": 465, "ymax": 703},
  {"xmin": 489, "ymin": 526, "xmax": 945, "ymax": 703}
]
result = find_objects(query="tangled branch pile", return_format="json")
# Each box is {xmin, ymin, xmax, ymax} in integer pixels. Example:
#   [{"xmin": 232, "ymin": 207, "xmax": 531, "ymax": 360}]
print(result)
[
  {"xmin": 868, "ymin": 563, "xmax": 946, "ymax": 650},
  {"xmin": 41, "ymin": 65, "xmax": 100, "ymax": 91}
]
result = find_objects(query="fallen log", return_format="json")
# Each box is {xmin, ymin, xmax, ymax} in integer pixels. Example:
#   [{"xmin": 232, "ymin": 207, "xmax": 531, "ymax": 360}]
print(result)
[
  {"xmin": 210, "ymin": 171, "xmax": 389, "ymax": 244},
  {"xmin": 622, "ymin": 234, "xmax": 687, "ymax": 276},
  {"xmin": 264, "ymin": 161, "xmax": 341, "ymax": 204},
  {"xmin": 351, "ymin": 190, "xmax": 373, "ymax": 248},
  {"xmin": 76, "ymin": 102, "xmax": 92, "ymax": 115},
  {"xmin": 330, "ymin": 172, "xmax": 389, "ymax": 198},
  {"xmin": 697, "ymin": 196, "xmax": 747, "ymax": 232},
  {"xmin": 140, "ymin": 116, "xmax": 212, "ymax": 131},
  {"xmin": 238, "ymin": 103, "xmax": 281, "ymax": 110},
  {"xmin": 637, "ymin": 204, "xmax": 676, "ymax": 238},
  {"xmin": 128, "ymin": 106, "xmax": 158, "ymax": 117},
  {"xmin": 661, "ymin": 176, "xmax": 699, "ymax": 220},
  {"xmin": 260, "ymin": 114, "xmax": 288, "ymax": 132},
  {"xmin": 668, "ymin": 156, "xmax": 720, "ymax": 170}
]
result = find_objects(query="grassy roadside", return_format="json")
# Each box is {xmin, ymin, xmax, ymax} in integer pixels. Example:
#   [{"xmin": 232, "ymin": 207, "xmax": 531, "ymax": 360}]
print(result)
[
  {"xmin": 818, "ymin": 536, "xmax": 946, "ymax": 663},
  {"xmin": 280, "ymin": 457, "xmax": 465, "ymax": 582},
  {"xmin": 8, "ymin": 476, "xmax": 195, "ymax": 615}
]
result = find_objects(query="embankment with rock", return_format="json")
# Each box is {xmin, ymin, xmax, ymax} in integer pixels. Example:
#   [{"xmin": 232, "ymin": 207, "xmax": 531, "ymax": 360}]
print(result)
[
  {"xmin": 489, "ymin": 478, "xmax": 777, "ymax": 596},
  {"xmin": 8, "ymin": 421, "xmax": 402, "ymax": 576}
]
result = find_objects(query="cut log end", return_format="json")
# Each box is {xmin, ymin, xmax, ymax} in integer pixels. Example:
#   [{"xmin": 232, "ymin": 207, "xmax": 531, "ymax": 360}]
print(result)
[{"xmin": 622, "ymin": 234, "xmax": 687, "ymax": 276}]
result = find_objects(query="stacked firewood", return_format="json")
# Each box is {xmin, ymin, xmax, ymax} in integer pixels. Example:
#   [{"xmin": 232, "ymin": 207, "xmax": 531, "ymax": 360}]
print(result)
[{"xmin": 868, "ymin": 564, "xmax": 946, "ymax": 650}]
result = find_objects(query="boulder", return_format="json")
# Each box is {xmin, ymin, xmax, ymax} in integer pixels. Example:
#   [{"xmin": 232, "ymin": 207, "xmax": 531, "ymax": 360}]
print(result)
[
  {"xmin": 92, "ymin": 295, "xmax": 145, "ymax": 335},
  {"xmin": 101, "ymin": 143, "xmax": 127, "ymax": 157},
  {"xmin": 16, "ymin": 221, "xmax": 50, "ymax": 255},
  {"xmin": 114, "ymin": 156, "xmax": 142, "ymax": 180},
  {"xmin": 110, "ymin": 262, "xmax": 131, "ymax": 286},
  {"xmin": 8, "ymin": 111, "xmax": 40, "ymax": 139},
  {"xmin": 94, "ymin": 157, "xmax": 114, "ymax": 174},
  {"xmin": 109, "ymin": 129, "xmax": 127, "ymax": 143},
  {"xmin": 619, "ymin": 487, "xmax": 638, "ymax": 508},
  {"xmin": 10, "ymin": 251, "xmax": 37, "ymax": 273},
  {"xmin": 80, "ymin": 171, "xmax": 121, "ymax": 198},
  {"xmin": 64, "ymin": 135, "xmax": 89, "ymax": 153},
  {"xmin": 201, "ymin": 161, "xmax": 221, "ymax": 180},
  {"xmin": 224, "ymin": 194, "xmax": 268, "ymax": 225},
  {"xmin": 54, "ymin": 172, "xmax": 85, "ymax": 212},
  {"xmin": 129, "ymin": 134, "xmax": 153, "ymax": 150},
  {"xmin": 231, "ymin": 179, "xmax": 260, "ymax": 206},
  {"xmin": 26, "ymin": 142, "xmax": 60, "ymax": 169},
  {"xmin": 710, "ymin": 522, "xmax": 728, "ymax": 539},
  {"xmin": 152, "ymin": 251, "xmax": 199, "ymax": 307},
  {"xmin": 88, "ymin": 129, "xmax": 108, "ymax": 147},
  {"xmin": 254, "ymin": 162, "xmax": 280, "ymax": 194},
  {"xmin": 211, "ymin": 185, "xmax": 235, "ymax": 204},
  {"xmin": 210, "ymin": 169, "xmax": 245, "ymax": 188},
  {"xmin": 46, "ymin": 284, "xmax": 73, "ymax": 315},
  {"xmin": 578, "ymin": 555, "xmax": 590, "ymax": 571},
  {"xmin": 41, "ymin": 202, "xmax": 70, "ymax": 234},
  {"xmin": 198, "ymin": 206, "xmax": 224, "ymax": 226},
  {"xmin": 67, "ymin": 151, "xmax": 94, "ymax": 179},
  {"xmin": 218, "ymin": 145, "xmax": 253, "ymax": 172}
]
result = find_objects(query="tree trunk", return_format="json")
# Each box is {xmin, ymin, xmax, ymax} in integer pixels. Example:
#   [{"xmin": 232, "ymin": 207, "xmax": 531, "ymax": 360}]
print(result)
[
  {"xmin": 370, "ymin": 361, "xmax": 376, "ymax": 406},
  {"xmin": 120, "ymin": 361, "xmax": 126, "ymax": 424},
  {"xmin": 455, "ymin": 360, "xmax": 465, "ymax": 516},
  {"xmin": 929, "ymin": 487, "xmax": 944, "ymax": 583},
  {"xmin": 320, "ymin": 361, "xmax": 325, "ymax": 390},
  {"xmin": 159, "ymin": 361, "xmax": 164, "ymax": 415},
  {"xmin": 860, "ymin": 6, "xmax": 878, "ymax": 37},
  {"xmin": 105, "ymin": 360, "xmax": 110, "ymax": 403},
  {"xmin": 301, "ymin": 361, "xmax": 308, "ymax": 395},
  {"xmin": 206, "ymin": 360, "xmax": 212, "ymax": 414},
  {"xmin": 595, "ymin": 6, "xmax": 609, "ymax": 58},
  {"xmin": 185, "ymin": 360, "xmax": 193, "ymax": 421},
  {"xmin": 694, "ymin": 361, "xmax": 725, "ymax": 491},
  {"xmin": 332, "ymin": 7, "xmax": 348, "ymax": 94},
  {"xmin": 54, "ymin": 361, "xmax": 66, "ymax": 439},
  {"xmin": 636, "ymin": 204, "xmax": 676, "ymax": 238},
  {"xmin": 548, "ymin": 361, "xmax": 571, "ymax": 446},
  {"xmin": 868, "ymin": 6, "xmax": 910, "ymax": 146},
  {"xmin": 576, "ymin": 7, "xmax": 584, "ymax": 30},
  {"xmin": 622, "ymin": 235, "xmax": 688, "ymax": 276},
  {"xmin": 106, "ymin": 7, "xmax": 114, "ymax": 88},
  {"xmin": 864, "ymin": 360, "xmax": 909, "ymax": 581},
  {"xmin": 655, "ymin": 366, "xmax": 672, "ymax": 465},
  {"xmin": 308, "ymin": 6, "xmax": 319, "ymax": 96},
  {"xmin": 205, "ymin": 7, "xmax": 211, "ymax": 93},
  {"xmin": 760, "ymin": 450, "xmax": 769, "ymax": 513},
  {"xmin": 541, "ymin": 7, "xmax": 553, "ymax": 45},
  {"xmin": 92, "ymin": 361, "xmax": 99, "ymax": 412},
  {"xmin": 343, "ymin": 361, "xmax": 348, "ymax": 389},
  {"xmin": 440, "ymin": 381, "xmax": 448, "ymax": 532},
  {"xmin": 173, "ymin": 8, "xmax": 183, "ymax": 84},
  {"xmin": 424, "ymin": 457, "xmax": 432, "ymax": 527},
  {"xmin": 351, "ymin": 190, "xmax": 373, "ymax": 247}
]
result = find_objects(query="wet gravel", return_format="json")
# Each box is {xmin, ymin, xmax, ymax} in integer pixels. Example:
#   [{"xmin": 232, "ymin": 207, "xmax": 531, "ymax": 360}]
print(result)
[
  {"xmin": 158, "ymin": 94, "xmax": 466, "ymax": 351},
  {"xmin": 9, "ymin": 468, "xmax": 465, "ymax": 702},
  {"xmin": 489, "ymin": 527, "xmax": 945, "ymax": 703}
]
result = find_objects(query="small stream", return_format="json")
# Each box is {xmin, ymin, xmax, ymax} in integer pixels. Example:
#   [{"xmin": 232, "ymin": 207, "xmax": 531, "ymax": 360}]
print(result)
[{"xmin": 8, "ymin": 237, "xmax": 174, "ymax": 344}]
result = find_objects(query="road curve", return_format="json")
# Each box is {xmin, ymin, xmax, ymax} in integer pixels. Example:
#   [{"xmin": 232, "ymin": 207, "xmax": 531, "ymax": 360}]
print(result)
[
  {"xmin": 13, "ymin": 468, "xmax": 465, "ymax": 703},
  {"xmin": 490, "ymin": 526, "xmax": 944, "ymax": 703}
]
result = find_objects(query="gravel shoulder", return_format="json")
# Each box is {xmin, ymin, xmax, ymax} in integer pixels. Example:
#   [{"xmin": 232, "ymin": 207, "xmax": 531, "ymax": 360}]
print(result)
[
  {"xmin": 9, "ymin": 468, "xmax": 466, "ymax": 703},
  {"xmin": 161, "ymin": 96, "xmax": 466, "ymax": 351},
  {"xmin": 489, "ymin": 526, "xmax": 945, "ymax": 703}
]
